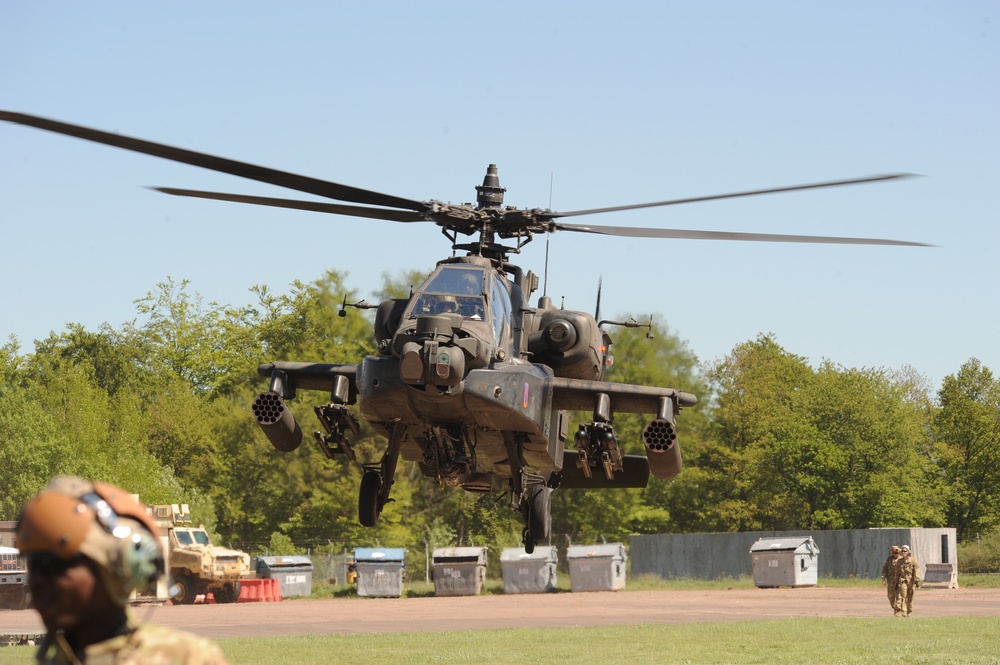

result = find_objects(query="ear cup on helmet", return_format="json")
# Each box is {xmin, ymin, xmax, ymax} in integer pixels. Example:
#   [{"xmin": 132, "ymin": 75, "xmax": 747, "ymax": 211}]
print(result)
[
  {"xmin": 79, "ymin": 484, "xmax": 167, "ymax": 598},
  {"xmin": 116, "ymin": 529, "xmax": 166, "ymax": 595}
]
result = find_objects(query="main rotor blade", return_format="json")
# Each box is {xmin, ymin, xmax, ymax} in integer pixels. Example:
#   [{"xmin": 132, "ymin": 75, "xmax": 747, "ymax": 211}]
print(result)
[
  {"xmin": 154, "ymin": 188, "xmax": 426, "ymax": 222},
  {"xmin": 0, "ymin": 110, "xmax": 426, "ymax": 212},
  {"xmin": 549, "ymin": 174, "xmax": 918, "ymax": 218},
  {"xmin": 553, "ymin": 221, "xmax": 934, "ymax": 247}
]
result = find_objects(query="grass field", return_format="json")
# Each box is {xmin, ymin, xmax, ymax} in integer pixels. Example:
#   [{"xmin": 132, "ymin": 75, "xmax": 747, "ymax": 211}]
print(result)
[{"xmin": 2, "ymin": 618, "xmax": 997, "ymax": 664}]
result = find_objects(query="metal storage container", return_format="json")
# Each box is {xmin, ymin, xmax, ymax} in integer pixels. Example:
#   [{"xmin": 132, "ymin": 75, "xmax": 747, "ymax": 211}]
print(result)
[
  {"xmin": 567, "ymin": 543, "xmax": 627, "ymax": 592},
  {"xmin": 749, "ymin": 537, "xmax": 819, "ymax": 588},
  {"xmin": 431, "ymin": 547, "xmax": 488, "ymax": 596},
  {"xmin": 500, "ymin": 546, "xmax": 558, "ymax": 594},
  {"xmin": 354, "ymin": 547, "xmax": 406, "ymax": 597},
  {"xmin": 254, "ymin": 555, "xmax": 314, "ymax": 597}
]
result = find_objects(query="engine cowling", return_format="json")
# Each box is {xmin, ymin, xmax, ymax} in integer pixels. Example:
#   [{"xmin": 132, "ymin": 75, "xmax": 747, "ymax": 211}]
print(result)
[{"xmin": 527, "ymin": 309, "xmax": 603, "ymax": 380}]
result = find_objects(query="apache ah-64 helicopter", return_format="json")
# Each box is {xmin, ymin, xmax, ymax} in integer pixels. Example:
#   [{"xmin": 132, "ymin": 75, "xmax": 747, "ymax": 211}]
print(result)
[{"xmin": 1, "ymin": 111, "xmax": 929, "ymax": 552}]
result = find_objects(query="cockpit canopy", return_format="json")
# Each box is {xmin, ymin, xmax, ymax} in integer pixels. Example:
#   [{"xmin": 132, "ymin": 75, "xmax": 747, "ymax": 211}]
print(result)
[
  {"xmin": 406, "ymin": 265, "xmax": 487, "ymax": 322},
  {"xmin": 403, "ymin": 263, "xmax": 512, "ymax": 349}
]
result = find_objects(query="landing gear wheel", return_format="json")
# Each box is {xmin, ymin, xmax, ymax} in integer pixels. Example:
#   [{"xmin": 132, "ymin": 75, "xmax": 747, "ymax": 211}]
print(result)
[
  {"xmin": 172, "ymin": 575, "xmax": 198, "ymax": 605},
  {"xmin": 521, "ymin": 485, "xmax": 551, "ymax": 555},
  {"xmin": 359, "ymin": 470, "xmax": 382, "ymax": 527},
  {"xmin": 213, "ymin": 581, "xmax": 241, "ymax": 604}
]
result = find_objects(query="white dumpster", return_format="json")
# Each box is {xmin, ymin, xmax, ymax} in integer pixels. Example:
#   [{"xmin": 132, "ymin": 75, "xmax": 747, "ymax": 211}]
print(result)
[
  {"xmin": 500, "ymin": 547, "xmax": 558, "ymax": 594},
  {"xmin": 749, "ymin": 537, "xmax": 819, "ymax": 588},
  {"xmin": 567, "ymin": 543, "xmax": 626, "ymax": 592}
]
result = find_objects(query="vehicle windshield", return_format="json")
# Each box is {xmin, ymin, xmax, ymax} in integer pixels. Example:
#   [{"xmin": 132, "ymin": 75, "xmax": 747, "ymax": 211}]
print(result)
[
  {"xmin": 409, "ymin": 266, "xmax": 486, "ymax": 320},
  {"xmin": 421, "ymin": 266, "xmax": 484, "ymax": 295},
  {"xmin": 175, "ymin": 529, "xmax": 211, "ymax": 546}
]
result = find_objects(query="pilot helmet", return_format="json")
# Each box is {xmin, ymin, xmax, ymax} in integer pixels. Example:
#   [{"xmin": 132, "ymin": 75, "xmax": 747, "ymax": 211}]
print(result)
[{"xmin": 16, "ymin": 476, "xmax": 165, "ymax": 605}]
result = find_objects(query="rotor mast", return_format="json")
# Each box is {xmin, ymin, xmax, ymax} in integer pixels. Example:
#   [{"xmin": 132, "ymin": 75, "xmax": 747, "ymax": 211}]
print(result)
[{"xmin": 452, "ymin": 163, "xmax": 530, "ymax": 264}]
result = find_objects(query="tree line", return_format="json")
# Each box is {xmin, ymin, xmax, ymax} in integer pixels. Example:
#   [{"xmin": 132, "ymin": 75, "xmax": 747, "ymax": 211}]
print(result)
[{"xmin": 3, "ymin": 271, "xmax": 998, "ymax": 566}]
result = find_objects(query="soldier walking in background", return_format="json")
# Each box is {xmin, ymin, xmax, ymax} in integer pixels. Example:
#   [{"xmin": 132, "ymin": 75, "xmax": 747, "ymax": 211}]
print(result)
[
  {"xmin": 880, "ymin": 545, "xmax": 902, "ymax": 615},
  {"xmin": 17, "ymin": 475, "xmax": 230, "ymax": 664},
  {"xmin": 899, "ymin": 544, "xmax": 921, "ymax": 617}
]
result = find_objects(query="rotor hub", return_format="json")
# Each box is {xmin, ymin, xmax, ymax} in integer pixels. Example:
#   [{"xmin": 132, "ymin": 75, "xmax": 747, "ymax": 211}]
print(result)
[{"xmin": 475, "ymin": 164, "xmax": 506, "ymax": 208}]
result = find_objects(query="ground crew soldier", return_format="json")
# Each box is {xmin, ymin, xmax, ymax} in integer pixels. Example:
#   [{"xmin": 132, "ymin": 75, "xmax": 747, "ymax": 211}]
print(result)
[
  {"xmin": 880, "ymin": 545, "xmax": 901, "ymax": 614},
  {"xmin": 17, "ymin": 475, "xmax": 230, "ymax": 664},
  {"xmin": 899, "ymin": 544, "xmax": 921, "ymax": 617}
]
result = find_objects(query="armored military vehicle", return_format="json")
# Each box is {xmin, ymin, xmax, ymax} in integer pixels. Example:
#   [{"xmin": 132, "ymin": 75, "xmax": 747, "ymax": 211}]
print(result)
[
  {"xmin": 0, "ymin": 546, "xmax": 30, "ymax": 610},
  {"xmin": 148, "ymin": 504, "xmax": 252, "ymax": 604}
]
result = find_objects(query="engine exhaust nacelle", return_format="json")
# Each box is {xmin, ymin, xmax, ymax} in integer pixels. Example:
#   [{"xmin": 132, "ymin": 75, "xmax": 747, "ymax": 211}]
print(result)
[{"xmin": 252, "ymin": 391, "xmax": 303, "ymax": 452}]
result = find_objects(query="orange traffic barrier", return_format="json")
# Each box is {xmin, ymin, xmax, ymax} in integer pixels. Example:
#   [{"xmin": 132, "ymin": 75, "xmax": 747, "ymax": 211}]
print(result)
[{"xmin": 237, "ymin": 578, "xmax": 282, "ymax": 603}]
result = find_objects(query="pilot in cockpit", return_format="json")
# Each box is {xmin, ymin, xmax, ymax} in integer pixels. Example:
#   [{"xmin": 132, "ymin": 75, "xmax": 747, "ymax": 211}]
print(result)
[{"xmin": 435, "ymin": 295, "xmax": 459, "ymax": 315}]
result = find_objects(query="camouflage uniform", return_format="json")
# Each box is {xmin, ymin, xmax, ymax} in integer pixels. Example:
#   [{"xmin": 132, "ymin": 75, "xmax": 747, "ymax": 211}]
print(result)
[
  {"xmin": 880, "ymin": 553, "xmax": 900, "ymax": 613},
  {"xmin": 895, "ymin": 554, "xmax": 919, "ymax": 617},
  {"xmin": 900, "ymin": 553, "xmax": 920, "ymax": 616},
  {"xmin": 37, "ymin": 620, "xmax": 229, "ymax": 665}
]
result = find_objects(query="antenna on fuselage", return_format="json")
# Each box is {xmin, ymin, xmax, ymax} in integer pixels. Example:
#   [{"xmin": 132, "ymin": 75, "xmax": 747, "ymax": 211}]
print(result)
[{"xmin": 542, "ymin": 171, "xmax": 553, "ymax": 297}]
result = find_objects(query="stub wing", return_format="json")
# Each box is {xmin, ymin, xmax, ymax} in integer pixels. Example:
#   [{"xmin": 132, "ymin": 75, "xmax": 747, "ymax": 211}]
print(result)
[
  {"xmin": 257, "ymin": 361, "xmax": 359, "ymax": 402},
  {"xmin": 549, "ymin": 377, "xmax": 697, "ymax": 414}
]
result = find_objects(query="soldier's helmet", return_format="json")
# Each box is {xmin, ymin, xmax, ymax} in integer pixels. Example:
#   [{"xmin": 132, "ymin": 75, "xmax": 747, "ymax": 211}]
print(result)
[
  {"xmin": 17, "ymin": 476, "xmax": 165, "ymax": 605},
  {"xmin": 437, "ymin": 295, "xmax": 459, "ymax": 313}
]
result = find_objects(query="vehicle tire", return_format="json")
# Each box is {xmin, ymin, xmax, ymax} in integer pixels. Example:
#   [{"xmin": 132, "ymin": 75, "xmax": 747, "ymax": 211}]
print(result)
[
  {"xmin": 172, "ymin": 575, "xmax": 198, "ymax": 605},
  {"xmin": 359, "ymin": 470, "xmax": 382, "ymax": 527},
  {"xmin": 0, "ymin": 586, "xmax": 29, "ymax": 610},
  {"xmin": 213, "ymin": 581, "xmax": 241, "ymax": 604}
]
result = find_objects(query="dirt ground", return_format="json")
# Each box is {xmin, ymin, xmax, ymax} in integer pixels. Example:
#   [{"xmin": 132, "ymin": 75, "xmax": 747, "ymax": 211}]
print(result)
[{"xmin": 1, "ymin": 587, "xmax": 997, "ymax": 640}]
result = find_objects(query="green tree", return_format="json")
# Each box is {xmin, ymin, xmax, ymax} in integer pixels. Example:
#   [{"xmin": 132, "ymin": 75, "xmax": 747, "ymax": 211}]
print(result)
[
  {"xmin": 15, "ymin": 334, "xmax": 183, "ymax": 504},
  {"xmin": 0, "ymin": 343, "xmax": 61, "ymax": 518},
  {"xmin": 934, "ymin": 358, "xmax": 1000, "ymax": 540},
  {"xmin": 700, "ymin": 334, "xmax": 940, "ymax": 531}
]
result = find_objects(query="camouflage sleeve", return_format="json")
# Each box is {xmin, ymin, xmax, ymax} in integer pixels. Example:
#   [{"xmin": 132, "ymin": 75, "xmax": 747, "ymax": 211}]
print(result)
[{"xmin": 127, "ymin": 624, "xmax": 231, "ymax": 664}]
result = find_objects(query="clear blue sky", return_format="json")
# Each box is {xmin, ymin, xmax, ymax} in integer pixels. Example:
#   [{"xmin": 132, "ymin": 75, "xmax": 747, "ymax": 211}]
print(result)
[{"xmin": 2, "ymin": 2, "xmax": 996, "ymax": 392}]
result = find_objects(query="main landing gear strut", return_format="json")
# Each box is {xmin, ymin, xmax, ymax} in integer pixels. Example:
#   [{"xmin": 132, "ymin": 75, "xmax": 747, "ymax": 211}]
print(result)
[
  {"xmin": 504, "ymin": 432, "xmax": 553, "ymax": 554},
  {"xmin": 358, "ymin": 424, "xmax": 404, "ymax": 527}
]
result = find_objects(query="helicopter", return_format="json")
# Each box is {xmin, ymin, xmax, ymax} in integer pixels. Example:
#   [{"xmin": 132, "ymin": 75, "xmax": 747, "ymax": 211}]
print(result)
[{"xmin": 0, "ymin": 110, "xmax": 930, "ymax": 553}]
